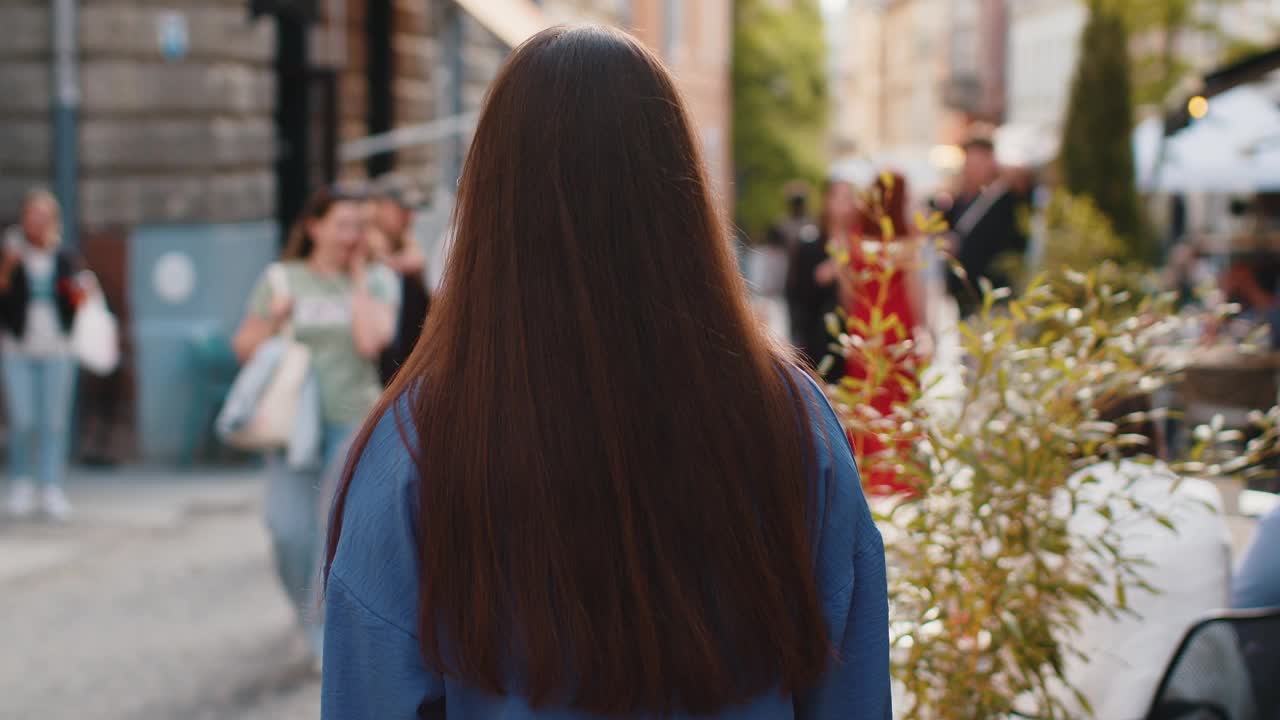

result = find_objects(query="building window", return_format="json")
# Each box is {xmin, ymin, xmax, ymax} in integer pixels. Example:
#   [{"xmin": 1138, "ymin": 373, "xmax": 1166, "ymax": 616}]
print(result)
[{"xmin": 664, "ymin": 0, "xmax": 683, "ymax": 60}]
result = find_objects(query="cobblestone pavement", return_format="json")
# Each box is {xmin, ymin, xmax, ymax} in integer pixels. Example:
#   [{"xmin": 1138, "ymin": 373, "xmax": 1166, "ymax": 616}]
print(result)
[{"xmin": 0, "ymin": 469, "xmax": 320, "ymax": 720}]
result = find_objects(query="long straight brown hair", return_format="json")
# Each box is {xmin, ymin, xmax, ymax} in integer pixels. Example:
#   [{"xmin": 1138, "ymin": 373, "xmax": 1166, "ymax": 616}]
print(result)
[{"xmin": 327, "ymin": 25, "xmax": 831, "ymax": 715}]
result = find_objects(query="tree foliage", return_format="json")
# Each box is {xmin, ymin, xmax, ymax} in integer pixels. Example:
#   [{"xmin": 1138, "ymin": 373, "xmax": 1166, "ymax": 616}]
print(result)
[
  {"xmin": 1059, "ymin": 5, "xmax": 1149, "ymax": 262},
  {"xmin": 1093, "ymin": 0, "xmax": 1248, "ymax": 106},
  {"xmin": 1108, "ymin": 0, "xmax": 1197, "ymax": 106},
  {"xmin": 731, "ymin": 0, "xmax": 829, "ymax": 239}
]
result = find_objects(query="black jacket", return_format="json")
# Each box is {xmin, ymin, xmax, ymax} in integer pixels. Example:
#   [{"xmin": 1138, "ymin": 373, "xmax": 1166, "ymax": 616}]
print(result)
[
  {"xmin": 378, "ymin": 272, "xmax": 431, "ymax": 386},
  {"xmin": 944, "ymin": 189, "xmax": 1027, "ymax": 312},
  {"xmin": 785, "ymin": 233, "xmax": 844, "ymax": 381},
  {"xmin": 0, "ymin": 249, "xmax": 81, "ymax": 339}
]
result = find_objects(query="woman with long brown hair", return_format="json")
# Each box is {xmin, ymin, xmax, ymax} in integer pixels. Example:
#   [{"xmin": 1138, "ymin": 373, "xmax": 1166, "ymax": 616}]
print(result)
[
  {"xmin": 322, "ymin": 25, "xmax": 889, "ymax": 719},
  {"xmin": 232, "ymin": 185, "xmax": 399, "ymax": 659}
]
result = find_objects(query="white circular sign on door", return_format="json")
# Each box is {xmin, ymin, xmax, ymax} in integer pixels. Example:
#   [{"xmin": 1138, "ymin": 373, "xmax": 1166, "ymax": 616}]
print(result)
[{"xmin": 153, "ymin": 251, "xmax": 197, "ymax": 305}]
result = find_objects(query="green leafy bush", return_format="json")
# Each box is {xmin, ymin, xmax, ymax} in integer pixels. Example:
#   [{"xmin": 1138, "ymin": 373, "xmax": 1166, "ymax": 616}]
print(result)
[{"xmin": 825, "ymin": 215, "xmax": 1279, "ymax": 718}]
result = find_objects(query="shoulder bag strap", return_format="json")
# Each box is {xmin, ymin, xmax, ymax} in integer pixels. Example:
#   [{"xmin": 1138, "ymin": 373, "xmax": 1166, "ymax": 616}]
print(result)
[
  {"xmin": 954, "ymin": 178, "xmax": 1010, "ymax": 240},
  {"xmin": 266, "ymin": 262, "xmax": 295, "ymax": 340}
]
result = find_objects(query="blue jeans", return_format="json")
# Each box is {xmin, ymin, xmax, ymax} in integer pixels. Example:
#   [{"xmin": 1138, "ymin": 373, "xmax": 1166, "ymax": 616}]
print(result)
[
  {"xmin": 2, "ymin": 353, "xmax": 76, "ymax": 488},
  {"xmin": 265, "ymin": 422, "xmax": 355, "ymax": 656}
]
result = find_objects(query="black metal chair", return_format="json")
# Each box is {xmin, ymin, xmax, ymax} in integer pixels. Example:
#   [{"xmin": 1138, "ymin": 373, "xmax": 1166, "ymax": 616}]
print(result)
[{"xmin": 1145, "ymin": 607, "xmax": 1280, "ymax": 720}]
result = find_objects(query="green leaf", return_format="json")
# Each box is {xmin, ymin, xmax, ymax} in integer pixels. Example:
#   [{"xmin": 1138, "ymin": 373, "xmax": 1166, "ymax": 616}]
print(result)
[
  {"xmin": 824, "ymin": 312, "xmax": 840, "ymax": 340},
  {"xmin": 817, "ymin": 355, "xmax": 833, "ymax": 378}
]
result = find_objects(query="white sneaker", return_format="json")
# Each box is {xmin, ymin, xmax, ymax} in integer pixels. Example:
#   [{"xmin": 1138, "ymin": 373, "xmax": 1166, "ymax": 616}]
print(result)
[
  {"xmin": 7, "ymin": 478, "xmax": 37, "ymax": 518},
  {"xmin": 41, "ymin": 486, "xmax": 73, "ymax": 521}
]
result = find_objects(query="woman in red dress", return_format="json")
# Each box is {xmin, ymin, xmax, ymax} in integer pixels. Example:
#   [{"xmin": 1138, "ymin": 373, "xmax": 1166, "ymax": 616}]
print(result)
[{"xmin": 837, "ymin": 172, "xmax": 929, "ymax": 496}]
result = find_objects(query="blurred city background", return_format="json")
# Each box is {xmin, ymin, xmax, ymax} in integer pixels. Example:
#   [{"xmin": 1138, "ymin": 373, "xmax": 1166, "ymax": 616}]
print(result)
[{"xmin": 2, "ymin": 0, "xmax": 1280, "ymax": 717}]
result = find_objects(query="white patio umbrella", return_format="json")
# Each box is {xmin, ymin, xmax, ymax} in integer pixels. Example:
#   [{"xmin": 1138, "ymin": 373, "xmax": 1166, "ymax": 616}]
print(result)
[
  {"xmin": 1243, "ymin": 134, "xmax": 1280, "ymax": 191},
  {"xmin": 1134, "ymin": 85, "xmax": 1280, "ymax": 193}
]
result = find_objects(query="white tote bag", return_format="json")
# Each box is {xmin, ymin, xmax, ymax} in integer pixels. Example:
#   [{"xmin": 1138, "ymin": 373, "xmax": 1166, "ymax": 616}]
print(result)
[
  {"xmin": 70, "ymin": 278, "xmax": 120, "ymax": 376},
  {"xmin": 223, "ymin": 264, "xmax": 311, "ymax": 451}
]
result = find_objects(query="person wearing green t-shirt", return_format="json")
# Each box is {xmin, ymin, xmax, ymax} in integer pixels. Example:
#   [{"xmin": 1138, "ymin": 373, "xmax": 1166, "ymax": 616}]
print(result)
[{"xmin": 232, "ymin": 186, "xmax": 399, "ymax": 660}]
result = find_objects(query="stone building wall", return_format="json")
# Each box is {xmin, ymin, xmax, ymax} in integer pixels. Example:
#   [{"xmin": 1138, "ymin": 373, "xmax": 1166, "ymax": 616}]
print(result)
[
  {"xmin": 339, "ymin": 1, "xmax": 371, "ymax": 179},
  {"xmin": 0, "ymin": 0, "xmax": 276, "ymax": 335},
  {"xmin": 76, "ymin": 0, "xmax": 277, "ymax": 227},
  {"xmin": 0, "ymin": 1, "xmax": 53, "ymax": 220},
  {"xmin": 338, "ymin": 0, "xmax": 436, "ymax": 190},
  {"xmin": 392, "ymin": 0, "xmax": 436, "ymax": 186}
]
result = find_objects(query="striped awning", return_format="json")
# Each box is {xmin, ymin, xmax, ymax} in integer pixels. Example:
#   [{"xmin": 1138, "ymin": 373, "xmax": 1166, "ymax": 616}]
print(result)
[{"xmin": 453, "ymin": 0, "xmax": 550, "ymax": 48}]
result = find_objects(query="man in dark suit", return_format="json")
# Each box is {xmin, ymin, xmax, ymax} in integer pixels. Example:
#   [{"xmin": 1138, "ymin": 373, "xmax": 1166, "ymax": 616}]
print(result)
[{"xmin": 944, "ymin": 136, "xmax": 1028, "ymax": 316}]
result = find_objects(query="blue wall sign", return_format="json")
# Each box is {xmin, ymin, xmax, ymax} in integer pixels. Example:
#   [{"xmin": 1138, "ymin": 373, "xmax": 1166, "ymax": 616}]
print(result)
[{"xmin": 156, "ymin": 11, "xmax": 189, "ymax": 62}]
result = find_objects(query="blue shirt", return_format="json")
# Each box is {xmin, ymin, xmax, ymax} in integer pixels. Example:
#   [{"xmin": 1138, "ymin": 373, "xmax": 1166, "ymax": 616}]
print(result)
[
  {"xmin": 1233, "ymin": 504, "xmax": 1280, "ymax": 610},
  {"xmin": 323, "ymin": 376, "xmax": 891, "ymax": 719}
]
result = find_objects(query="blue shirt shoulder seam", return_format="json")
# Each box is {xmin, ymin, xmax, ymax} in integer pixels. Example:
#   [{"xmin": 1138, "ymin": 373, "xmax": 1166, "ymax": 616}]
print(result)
[
  {"xmin": 329, "ymin": 569, "xmax": 419, "ymax": 641},
  {"xmin": 825, "ymin": 575, "xmax": 855, "ymax": 601}
]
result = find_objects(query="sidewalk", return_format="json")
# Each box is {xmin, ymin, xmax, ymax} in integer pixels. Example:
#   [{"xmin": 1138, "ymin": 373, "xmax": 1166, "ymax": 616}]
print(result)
[
  {"xmin": 0, "ymin": 463, "xmax": 321, "ymax": 720},
  {"xmin": 0, "ymin": 464, "xmax": 265, "ymax": 586}
]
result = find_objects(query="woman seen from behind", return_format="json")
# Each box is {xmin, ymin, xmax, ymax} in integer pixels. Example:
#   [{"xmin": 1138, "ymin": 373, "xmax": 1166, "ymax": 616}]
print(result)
[{"xmin": 323, "ymin": 25, "xmax": 889, "ymax": 720}]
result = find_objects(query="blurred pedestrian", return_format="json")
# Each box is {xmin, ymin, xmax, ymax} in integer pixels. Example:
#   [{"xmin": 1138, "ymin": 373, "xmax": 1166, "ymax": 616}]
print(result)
[
  {"xmin": 943, "ymin": 134, "xmax": 1028, "ymax": 315},
  {"xmin": 745, "ymin": 227, "xmax": 789, "ymax": 337},
  {"xmin": 365, "ymin": 177, "xmax": 430, "ymax": 385},
  {"xmin": 839, "ymin": 172, "xmax": 928, "ymax": 496},
  {"xmin": 1162, "ymin": 238, "xmax": 1214, "ymax": 309},
  {"xmin": 322, "ymin": 25, "xmax": 889, "ymax": 720},
  {"xmin": 747, "ymin": 183, "xmax": 811, "ymax": 338},
  {"xmin": 0, "ymin": 190, "xmax": 93, "ymax": 520},
  {"xmin": 231, "ymin": 185, "xmax": 399, "ymax": 659},
  {"xmin": 786, "ymin": 178, "xmax": 857, "ymax": 379},
  {"xmin": 769, "ymin": 180, "xmax": 819, "ymax": 253},
  {"xmin": 1221, "ymin": 253, "xmax": 1280, "ymax": 318}
]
